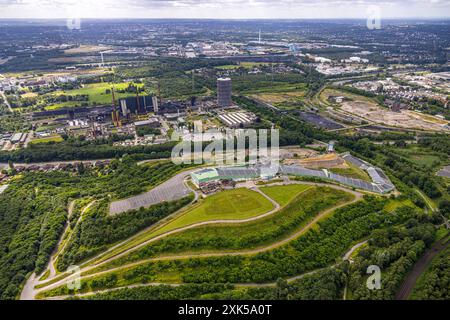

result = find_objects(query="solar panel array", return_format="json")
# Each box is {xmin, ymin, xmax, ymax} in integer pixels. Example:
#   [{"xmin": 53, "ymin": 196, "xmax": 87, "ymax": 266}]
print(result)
[
  {"xmin": 328, "ymin": 172, "xmax": 378, "ymax": 192},
  {"xmin": 280, "ymin": 165, "xmax": 327, "ymax": 178},
  {"xmin": 109, "ymin": 169, "xmax": 196, "ymax": 215},
  {"xmin": 195, "ymin": 152, "xmax": 396, "ymax": 195},
  {"xmin": 367, "ymin": 167, "xmax": 386, "ymax": 185},
  {"xmin": 374, "ymin": 168, "xmax": 389, "ymax": 181},
  {"xmin": 280, "ymin": 164, "xmax": 395, "ymax": 194},
  {"xmin": 341, "ymin": 153, "xmax": 369, "ymax": 170},
  {"xmin": 217, "ymin": 166, "xmax": 260, "ymax": 179}
]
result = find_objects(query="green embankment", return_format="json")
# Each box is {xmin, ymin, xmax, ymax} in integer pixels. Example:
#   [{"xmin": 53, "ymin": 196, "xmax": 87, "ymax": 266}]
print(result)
[{"xmin": 259, "ymin": 184, "xmax": 312, "ymax": 207}]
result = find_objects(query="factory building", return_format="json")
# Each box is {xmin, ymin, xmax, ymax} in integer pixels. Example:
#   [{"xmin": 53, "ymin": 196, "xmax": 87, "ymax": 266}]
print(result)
[
  {"xmin": 191, "ymin": 166, "xmax": 263, "ymax": 188},
  {"xmin": 218, "ymin": 112, "xmax": 254, "ymax": 128},
  {"xmin": 217, "ymin": 77, "xmax": 232, "ymax": 107},
  {"xmin": 134, "ymin": 117, "xmax": 161, "ymax": 129},
  {"xmin": 119, "ymin": 96, "xmax": 154, "ymax": 117}
]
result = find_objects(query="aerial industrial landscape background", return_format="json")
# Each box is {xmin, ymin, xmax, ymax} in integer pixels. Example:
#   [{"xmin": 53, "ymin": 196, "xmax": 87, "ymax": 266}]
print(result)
[{"xmin": 0, "ymin": 0, "xmax": 448, "ymax": 308}]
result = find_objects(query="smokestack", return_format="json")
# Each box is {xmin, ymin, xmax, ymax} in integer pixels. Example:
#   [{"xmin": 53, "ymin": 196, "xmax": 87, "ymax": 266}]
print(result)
[
  {"xmin": 136, "ymin": 88, "xmax": 141, "ymax": 114},
  {"xmin": 111, "ymin": 87, "xmax": 116, "ymax": 107},
  {"xmin": 111, "ymin": 87, "xmax": 120, "ymax": 126}
]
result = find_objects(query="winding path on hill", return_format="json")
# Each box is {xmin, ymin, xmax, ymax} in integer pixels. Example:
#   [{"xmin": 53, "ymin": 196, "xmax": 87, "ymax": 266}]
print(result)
[
  {"xmin": 42, "ymin": 238, "xmax": 369, "ymax": 300},
  {"xmin": 85, "ymin": 181, "xmax": 361, "ymax": 270},
  {"xmin": 32, "ymin": 185, "xmax": 362, "ymax": 299},
  {"xmin": 20, "ymin": 200, "xmax": 97, "ymax": 300},
  {"xmin": 51, "ymin": 200, "xmax": 97, "ymax": 274}
]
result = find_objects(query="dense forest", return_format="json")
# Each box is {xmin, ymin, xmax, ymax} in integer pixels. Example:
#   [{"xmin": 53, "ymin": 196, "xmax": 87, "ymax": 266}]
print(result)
[
  {"xmin": 409, "ymin": 245, "xmax": 449, "ymax": 300},
  {"xmin": 56, "ymin": 196, "xmax": 192, "ymax": 272},
  {"xmin": 81, "ymin": 268, "xmax": 346, "ymax": 300},
  {"xmin": 0, "ymin": 139, "xmax": 176, "ymax": 163},
  {"xmin": 39, "ymin": 196, "xmax": 424, "ymax": 297},
  {"xmin": 0, "ymin": 158, "xmax": 194, "ymax": 299},
  {"xmin": 348, "ymin": 218, "xmax": 439, "ymax": 299}
]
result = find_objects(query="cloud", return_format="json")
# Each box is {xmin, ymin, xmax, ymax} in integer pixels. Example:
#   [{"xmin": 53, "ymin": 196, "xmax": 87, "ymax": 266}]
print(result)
[{"xmin": 0, "ymin": 0, "xmax": 449, "ymax": 18}]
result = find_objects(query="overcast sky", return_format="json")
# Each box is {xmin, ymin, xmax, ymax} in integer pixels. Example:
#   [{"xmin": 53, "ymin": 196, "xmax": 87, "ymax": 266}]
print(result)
[{"xmin": 0, "ymin": 0, "xmax": 449, "ymax": 19}]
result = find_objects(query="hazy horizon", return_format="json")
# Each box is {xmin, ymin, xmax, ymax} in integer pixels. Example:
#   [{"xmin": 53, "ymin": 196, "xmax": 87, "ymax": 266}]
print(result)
[{"xmin": 0, "ymin": 0, "xmax": 449, "ymax": 20}]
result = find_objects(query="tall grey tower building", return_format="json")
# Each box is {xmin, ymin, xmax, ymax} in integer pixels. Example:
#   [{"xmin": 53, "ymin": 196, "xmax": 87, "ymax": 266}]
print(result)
[{"xmin": 217, "ymin": 77, "xmax": 232, "ymax": 107}]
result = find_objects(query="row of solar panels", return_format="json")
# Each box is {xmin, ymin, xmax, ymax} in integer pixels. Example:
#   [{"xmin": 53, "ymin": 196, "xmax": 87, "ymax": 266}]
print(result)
[
  {"xmin": 341, "ymin": 153, "xmax": 368, "ymax": 169},
  {"xmin": 211, "ymin": 158, "xmax": 395, "ymax": 193},
  {"xmin": 280, "ymin": 165, "xmax": 394, "ymax": 194},
  {"xmin": 216, "ymin": 167, "xmax": 260, "ymax": 179},
  {"xmin": 340, "ymin": 152, "xmax": 394, "ymax": 189},
  {"xmin": 280, "ymin": 165, "xmax": 328, "ymax": 178}
]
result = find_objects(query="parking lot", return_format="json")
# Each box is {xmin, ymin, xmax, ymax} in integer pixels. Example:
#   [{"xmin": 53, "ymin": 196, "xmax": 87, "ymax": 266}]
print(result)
[{"xmin": 109, "ymin": 169, "xmax": 197, "ymax": 215}]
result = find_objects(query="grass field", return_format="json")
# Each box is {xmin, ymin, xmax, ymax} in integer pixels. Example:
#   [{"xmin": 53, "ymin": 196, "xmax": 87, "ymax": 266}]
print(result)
[
  {"xmin": 35, "ymin": 124, "xmax": 63, "ymax": 133},
  {"xmin": 149, "ymin": 188, "xmax": 274, "ymax": 237},
  {"xmin": 260, "ymin": 184, "xmax": 312, "ymax": 206},
  {"xmin": 215, "ymin": 65, "xmax": 240, "ymax": 70},
  {"xmin": 319, "ymin": 88, "xmax": 376, "ymax": 106},
  {"xmin": 240, "ymin": 62, "xmax": 272, "ymax": 68},
  {"xmin": 44, "ymin": 101, "xmax": 80, "ymax": 111},
  {"xmin": 251, "ymin": 90, "xmax": 306, "ymax": 104},
  {"xmin": 38, "ymin": 187, "xmax": 357, "ymax": 297},
  {"xmin": 29, "ymin": 135, "xmax": 64, "ymax": 144},
  {"xmin": 85, "ymin": 186, "xmax": 353, "ymax": 271},
  {"xmin": 384, "ymin": 198, "xmax": 416, "ymax": 212},
  {"xmin": 329, "ymin": 161, "xmax": 372, "ymax": 182},
  {"xmin": 408, "ymin": 154, "xmax": 442, "ymax": 167},
  {"xmin": 48, "ymin": 82, "xmax": 144, "ymax": 109}
]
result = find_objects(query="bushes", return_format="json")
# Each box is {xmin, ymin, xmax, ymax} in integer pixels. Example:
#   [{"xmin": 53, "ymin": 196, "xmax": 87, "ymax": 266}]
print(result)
[
  {"xmin": 56, "ymin": 196, "xmax": 193, "ymax": 271},
  {"xmin": 84, "ymin": 268, "xmax": 346, "ymax": 300},
  {"xmin": 42, "ymin": 197, "xmax": 418, "ymax": 297},
  {"xmin": 0, "ymin": 159, "xmax": 193, "ymax": 299},
  {"xmin": 0, "ymin": 179, "xmax": 70, "ymax": 299},
  {"xmin": 81, "ymin": 283, "xmax": 235, "ymax": 300},
  {"xmin": 0, "ymin": 140, "xmax": 176, "ymax": 163},
  {"xmin": 93, "ymin": 187, "xmax": 352, "ymax": 270},
  {"xmin": 410, "ymin": 245, "xmax": 450, "ymax": 300},
  {"xmin": 348, "ymin": 222, "xmax": 437, "ymax": 300}
]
